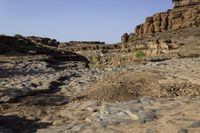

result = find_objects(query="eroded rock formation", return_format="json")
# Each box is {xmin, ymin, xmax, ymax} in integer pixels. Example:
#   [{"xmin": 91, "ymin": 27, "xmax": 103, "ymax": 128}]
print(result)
[
  {"xmin": 122, "ymin": 0, "xmax": 200, "ymax": 42},
  {"xmin": 135, "ymin": 0, "xmax": 200, "ymax": 35},
  {"xmin": 173, "ymin": 0, "xmax": 200, "ymax": 7}
]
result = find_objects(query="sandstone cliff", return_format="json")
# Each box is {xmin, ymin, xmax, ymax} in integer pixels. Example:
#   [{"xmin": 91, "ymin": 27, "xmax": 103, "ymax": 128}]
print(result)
[
  {"xmin": 173, "ymin": 0, "xmax": 200, "ymax": 7},
  {"xmin": 122, "ymin": 0, "xmax": 200, "ymax": 43}
]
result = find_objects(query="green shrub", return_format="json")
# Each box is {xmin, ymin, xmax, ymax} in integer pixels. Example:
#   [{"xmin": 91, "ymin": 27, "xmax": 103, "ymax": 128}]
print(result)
[
  {"xmin": 133, "ymin": 50, "xmax": 145, "ymax": 58},
  {"xmin": 14, "ymin": 34, "xmax": 23, "ymax": 38},
  {"xmin": 90, "ymin": 56, "xmax": 99, "ymax": 64}
]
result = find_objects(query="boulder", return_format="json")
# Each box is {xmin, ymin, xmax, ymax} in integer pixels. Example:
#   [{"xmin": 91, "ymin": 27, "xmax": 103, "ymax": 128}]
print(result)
[{"xmin": 121, "ymin": 33, "xmax": 129, "ymax": 43}]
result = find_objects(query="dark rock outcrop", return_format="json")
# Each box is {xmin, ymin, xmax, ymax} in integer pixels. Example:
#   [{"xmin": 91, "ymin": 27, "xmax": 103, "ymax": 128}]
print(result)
[
  {"xmin": 26, "ymin": 36, "xmax": 60, "ymax": 47},
  {"xmin": 0, "ymin": 35, "xmax": 41, "ymax": 55},
  {"xmin": 0, "ymin": 35, "xmax": 73, "ymax": 55},
  {"xmin": 121, "ymin": 33, "xmax": 129, "ymax": 43}
]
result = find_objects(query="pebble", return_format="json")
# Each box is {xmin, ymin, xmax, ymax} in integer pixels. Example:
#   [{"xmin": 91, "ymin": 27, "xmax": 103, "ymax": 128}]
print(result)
[
  {"xmin": 146, "ymin": 128, "xmax": 154, "ymax": 133},
  {"xmin": 177, "ymin": 128, "xmax": 188, "ymax": 133},
  {"xmin": 138, "ymin": 110, "xmax": 157, "ymax": 122},
  {"xmin": 191, "ymin": 120, "xmax": 200, "ymax": 128}
]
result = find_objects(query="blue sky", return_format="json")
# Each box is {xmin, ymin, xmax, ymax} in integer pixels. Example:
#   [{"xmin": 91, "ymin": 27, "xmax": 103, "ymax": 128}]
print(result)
[{"xmin": 0, "ymin": 0, "xmax": 172, "ymax": 43}]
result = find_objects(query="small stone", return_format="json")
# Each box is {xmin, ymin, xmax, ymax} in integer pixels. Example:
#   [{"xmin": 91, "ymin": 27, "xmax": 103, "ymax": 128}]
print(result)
[
  {"xmin": 53, "ymin": 120, "xmax": 65, "ymax": 126},
  {"xmin": 138, "ymin": 110, "xmax": 157, "ymax": 122},
  {"xmin": 177, "ymin": 128, "xmax": 188, "ymax": 133},
  {"xmin": 85, "ymin": 118, "xmax": 92, "ymax": 122},
  {"xmin": 191, "ymin": 120, "xmax": 200, "ymax": 128},
  {"xmin": 139, "ymin": 98, "xmax": 153, "ymax": 105},
  {"xmin": 146, "ymin": 128, "xmax": 153, "ymax": 133}
]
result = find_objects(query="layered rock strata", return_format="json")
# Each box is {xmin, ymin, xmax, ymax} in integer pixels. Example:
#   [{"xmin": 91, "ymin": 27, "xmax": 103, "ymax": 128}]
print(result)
[
  {"xmin": 121, "ymin": 0, "xmax": 200, "ymax": 43},
  {"xmin": 135, "ymin": 0, "xmax": 200, "ymax": 35}
]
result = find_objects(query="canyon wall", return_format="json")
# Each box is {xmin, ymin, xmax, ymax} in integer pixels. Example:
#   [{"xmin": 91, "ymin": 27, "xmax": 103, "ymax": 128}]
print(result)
[
  {"xmin": 135, "ymin": 0, "xmax": 200, "ymax": 35},
  {"xmin": 122, "ymin": 0, "xmax": 200, "ymax": 43}
]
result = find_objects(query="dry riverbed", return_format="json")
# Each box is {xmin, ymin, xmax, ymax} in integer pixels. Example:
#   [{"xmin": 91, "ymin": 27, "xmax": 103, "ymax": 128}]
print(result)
[{"xmin": 0, "ymin": 55, "xmax": 200, "ymax": 133}]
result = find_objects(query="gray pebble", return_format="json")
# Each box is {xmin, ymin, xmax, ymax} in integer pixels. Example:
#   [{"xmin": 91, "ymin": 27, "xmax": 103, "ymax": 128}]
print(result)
[
  {"xmin": 146, "ymin": 128, "xmax": 153, "ymax": 133},
  {"xmin": 191, "ymin": 120, "xmax": 200, "ymax": 128},
  {"xmin": 177, "ymin": 128, "xmax": 188, "ymax": 133},
  {"xmin": 138, "ymin": 110, "xmax": 157, "ymax": 122}
]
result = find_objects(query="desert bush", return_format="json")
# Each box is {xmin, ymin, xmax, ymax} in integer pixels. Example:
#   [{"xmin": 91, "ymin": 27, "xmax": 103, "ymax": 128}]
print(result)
[
  {"xmin": 133, "ymin": 50, "xmax": 145, "ymax": 58},
  {"xmin": 90, "ymin": 56, "xmax": 100, "ymax": 64},
  {"xmin": 14, "ymin": 34, "xmax": 23, "ymax": 38}
]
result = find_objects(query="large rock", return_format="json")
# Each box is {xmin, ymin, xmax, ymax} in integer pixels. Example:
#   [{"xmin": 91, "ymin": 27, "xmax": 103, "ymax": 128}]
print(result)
[
  {"xmin": 143, "ymin": 17, "xmax": 154, "ymax": 33},
  {"xmin": 121, "ymin": 33, "xmax": 129, "ymax": 43}
]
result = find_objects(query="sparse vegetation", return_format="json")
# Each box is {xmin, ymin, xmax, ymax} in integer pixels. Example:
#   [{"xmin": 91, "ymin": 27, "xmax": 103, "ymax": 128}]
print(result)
[
  {"xmin": 88, "ymin": 55, "xmax": 107, "ymax": 68},
  {"xmin": 133, "ymin": 50, "xmax": 145, "ymax": 58},
  {"xmin": 14, "ymin": 34, "xmax": 24, "ymax": 39},
  {"xmin": 90, "ymin": 56, "xmax": 100, "ymax": 64}
]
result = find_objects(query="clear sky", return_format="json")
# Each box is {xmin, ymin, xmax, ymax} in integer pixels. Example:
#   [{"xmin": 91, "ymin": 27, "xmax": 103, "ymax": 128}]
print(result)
[{"xmin": 0, "ymin": 0, "xmax": 172, "ymax": 43}]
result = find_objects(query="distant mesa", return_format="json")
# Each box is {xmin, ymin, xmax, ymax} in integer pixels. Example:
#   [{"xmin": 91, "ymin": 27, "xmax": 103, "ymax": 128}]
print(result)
[
  {"xmin": 58, "ymin": 41, "xmax": 107, "ymax": 51},
  {"xmin": 68, "ymin": 41, "xmax": 105, "ymax": 45}
]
